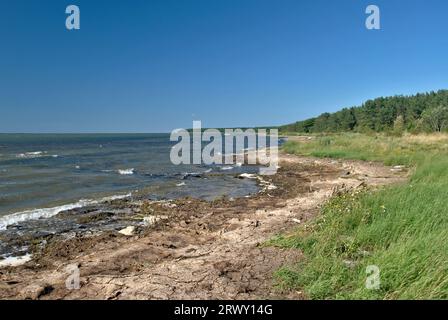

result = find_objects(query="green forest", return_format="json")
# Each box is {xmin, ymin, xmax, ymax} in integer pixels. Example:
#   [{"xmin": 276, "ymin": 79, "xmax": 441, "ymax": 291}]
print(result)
[{"xmin": 281, "ymin": 90, "xmax": 448, "ymax": 134}]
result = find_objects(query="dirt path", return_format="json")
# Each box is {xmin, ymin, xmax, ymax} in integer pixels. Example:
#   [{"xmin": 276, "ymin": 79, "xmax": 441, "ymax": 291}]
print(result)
[{"xmin": 0, "ymin": 154, "xmax": 407, "ymax": 300}]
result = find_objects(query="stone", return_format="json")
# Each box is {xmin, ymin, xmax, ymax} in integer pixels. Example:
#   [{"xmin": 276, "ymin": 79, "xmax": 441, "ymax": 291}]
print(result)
[{"xmin": 118, "ymin": 226, "xmax": 135, "ymax": 236}]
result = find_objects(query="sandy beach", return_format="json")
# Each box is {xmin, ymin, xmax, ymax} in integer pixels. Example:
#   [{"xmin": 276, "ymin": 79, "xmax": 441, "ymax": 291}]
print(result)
[{"xmin": 0, "ymin": 151, "xmax": 407, "ymax": 300}]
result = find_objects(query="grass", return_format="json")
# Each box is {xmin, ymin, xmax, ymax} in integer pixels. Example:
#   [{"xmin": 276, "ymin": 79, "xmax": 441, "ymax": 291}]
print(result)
[
  {"xmin": 269, "ymin": 132, "xmax": 448, "ymax": 299},
  {"xmin": 283, "ymin": 132, "xmax": 448, "ymax": 166}
]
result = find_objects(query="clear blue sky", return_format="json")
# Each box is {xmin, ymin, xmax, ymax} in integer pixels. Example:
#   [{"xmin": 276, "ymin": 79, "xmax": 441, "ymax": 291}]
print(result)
[{"xmin": 1, "ymin": 0, "xmax": 447, "ymax": 133}]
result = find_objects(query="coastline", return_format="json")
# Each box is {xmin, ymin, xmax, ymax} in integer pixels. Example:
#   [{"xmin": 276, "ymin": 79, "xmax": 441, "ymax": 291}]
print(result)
[{"xmin": 0, "ymin": 151, "xmax": 407, "ymax": 299}]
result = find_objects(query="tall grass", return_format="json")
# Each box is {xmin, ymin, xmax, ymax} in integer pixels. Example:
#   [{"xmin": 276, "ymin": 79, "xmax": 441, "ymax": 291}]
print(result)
[
  {"xmin": 282, "ymin": 133, "xmax": 448, "ymax": 166},
  {"xmin": 270, "ymin": 133, "xmax": 448, "ymax": 299}
]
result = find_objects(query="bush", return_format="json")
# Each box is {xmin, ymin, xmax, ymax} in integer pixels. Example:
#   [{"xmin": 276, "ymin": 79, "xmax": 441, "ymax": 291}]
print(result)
[{"xmin": 421, "ymin": 106, "xmax": 448, "ymax": 132}]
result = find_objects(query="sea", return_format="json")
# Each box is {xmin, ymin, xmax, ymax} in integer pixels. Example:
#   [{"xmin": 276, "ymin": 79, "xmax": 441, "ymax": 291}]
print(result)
[{"xmin": 0, "ymin": 133, "xmax": 268, "ymax": 231}]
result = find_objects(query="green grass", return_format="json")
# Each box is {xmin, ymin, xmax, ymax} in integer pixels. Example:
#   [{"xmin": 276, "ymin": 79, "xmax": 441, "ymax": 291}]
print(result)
[{"xmin": 269, "ymin": 133, "xmax": 448, "ymax": 299}]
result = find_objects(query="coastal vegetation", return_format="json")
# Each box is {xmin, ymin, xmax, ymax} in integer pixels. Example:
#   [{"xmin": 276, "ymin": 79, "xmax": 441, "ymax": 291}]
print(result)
[
  {"xmin": 280, "ymin": 90, "xmax": 448, "ymax": 134},
  {"xmin": 269, "ymin": 133, "xmax": 448, "ymax": 299}
]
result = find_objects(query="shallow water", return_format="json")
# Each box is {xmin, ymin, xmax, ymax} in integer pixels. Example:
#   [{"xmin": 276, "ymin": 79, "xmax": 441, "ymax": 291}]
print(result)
[{"xmin": 0, "ymin": 133, "xmax": 261, "ymax": 227}]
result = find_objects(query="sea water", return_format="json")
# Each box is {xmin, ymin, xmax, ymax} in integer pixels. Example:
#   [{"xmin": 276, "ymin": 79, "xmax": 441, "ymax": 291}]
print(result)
[{"xmin": 0, "ymin": 133, "xmax": 261, "ymax": 230}]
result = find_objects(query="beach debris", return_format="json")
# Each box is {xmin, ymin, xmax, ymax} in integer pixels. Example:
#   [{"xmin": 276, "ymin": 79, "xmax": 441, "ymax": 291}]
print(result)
[
  {"xmin": 143, "ymin": 215, "xmax": 168, "ymax": 227},
  {"xmin": 239, "ymin": 173, "xmax": 278, "ymax": 192},
  {"xmin": 176, "ymin": 182, "xmax": 186, "ymax": 187},
  {"xmin": 158, "ymin": 201, "xmax": 177, "ymax": 209},
  {"xmin": 118, "ymin": 226, "xmax": 135, "ymax": 236},
  {"xmin": 390, "ymin": 165, "xmax": 405, "ymax": 172},
  {"xmin": 291, "ymin": 218, "xmax": 301, "ymax": 224}
]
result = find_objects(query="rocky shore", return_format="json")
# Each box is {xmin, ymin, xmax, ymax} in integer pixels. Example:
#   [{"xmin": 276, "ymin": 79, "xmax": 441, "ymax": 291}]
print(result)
[{"xmin": 0, "ymin": 153, "xmax": 406, "ymax": 299}]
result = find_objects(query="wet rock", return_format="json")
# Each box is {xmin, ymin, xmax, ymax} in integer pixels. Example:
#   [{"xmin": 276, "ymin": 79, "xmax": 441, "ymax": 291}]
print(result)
[
  {"xmin": 181, "ymin": 173, "xmax": 203, "ymax": 180},
  {"xmin": 239, "ymin": 173, "xmax": 257, "ymax": 179}
]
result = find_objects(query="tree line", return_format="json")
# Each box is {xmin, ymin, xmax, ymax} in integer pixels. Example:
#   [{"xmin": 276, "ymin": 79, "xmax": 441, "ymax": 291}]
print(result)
[{"xmin": 280, "ymin": 90, "xmax": 448, "ymax": 134}]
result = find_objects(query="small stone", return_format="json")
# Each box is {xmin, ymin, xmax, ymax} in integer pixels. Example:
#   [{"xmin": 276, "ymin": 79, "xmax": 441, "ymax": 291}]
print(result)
[
  {"xmin": 179, "ymin": 220, "xmax": 188, "ymax": 228},
  {"xmin": 143, "ymin": 215, "xmax": 169, "ymax": 227},
  {"xmin": 343, "ymin": 259, "xmax": 356, "ymax": 268},
  {"xmin": 118, "ymin": 226, "xmax": 135, "ymax": 236}
]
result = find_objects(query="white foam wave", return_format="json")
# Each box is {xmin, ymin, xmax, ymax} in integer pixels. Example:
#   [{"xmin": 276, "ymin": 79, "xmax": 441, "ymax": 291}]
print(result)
[
  {"xmin": 26, "ymin": 151, "xmax": 44, "ymax": 156},
  {"xmin": 118, "ymin": 168, "xmax": 135, "ymax": 175},
  {"xmin": 0, "ymin": 193, "xmax": 131, "ymax": 231},
  {"xmin": 221, "ymin": 166, "xmax": 234, "ymax": 171},
  {"xmin": 16, "ymin": 151, "xmax": 46, "ymax": 158},
  {"xmin": 16, "ymin": 151, "xmax": 59, "ymax": 159}
]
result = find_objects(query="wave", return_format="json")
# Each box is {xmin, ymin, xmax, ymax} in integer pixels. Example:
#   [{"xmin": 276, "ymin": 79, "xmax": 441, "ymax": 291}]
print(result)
[
  {"xmin": 220, "ymin": 166, "xmax": 234, "ymax": 171},
  {"xmin": 181, "ymin": 171, "xmax": 204, "ymax": 179},
  {"xmin": 16, "ymin": 151, "xmax": 59, "ymax": 159},
  {"xmin": 101, "ymin": 169, "xmax": 135, "ymax": 175},
  {"xmin": 0, "ymin": 193, "xmax": 131, "ymax": 231},
  {"xmin": 16, "ymin": 151, "xmax": 46, "ymax": 158},
  {"xmin": 118, "ymin": 168, "xmax": 135, "ymax": 175}
]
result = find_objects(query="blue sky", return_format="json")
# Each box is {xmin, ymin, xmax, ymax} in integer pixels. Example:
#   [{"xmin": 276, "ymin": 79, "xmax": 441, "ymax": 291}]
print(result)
[{"xmin": 1, "ymin": 0, "xmax": 447, "ymax": 133}]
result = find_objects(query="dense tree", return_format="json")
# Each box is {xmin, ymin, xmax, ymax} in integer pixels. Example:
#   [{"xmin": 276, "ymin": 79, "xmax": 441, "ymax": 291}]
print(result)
[{"xmin": 280, "ymin": 90, "xmax": 448, "ymax": 133}]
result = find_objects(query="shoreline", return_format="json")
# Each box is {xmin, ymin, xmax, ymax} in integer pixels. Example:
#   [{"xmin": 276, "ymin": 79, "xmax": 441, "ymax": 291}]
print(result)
[{"xmin": 0, "ymin": 152, "xmax": 407, "ymax": 299}]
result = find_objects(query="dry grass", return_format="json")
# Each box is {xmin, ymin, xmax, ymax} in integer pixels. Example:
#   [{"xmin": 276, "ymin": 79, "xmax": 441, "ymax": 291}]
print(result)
[
  {"xmin": 271, "ymin": 133, "xmax": 448, "ymax": 299},
  {"xmin": 402, "ymin": 132, "xmax": 448, "ymax": 144}
]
